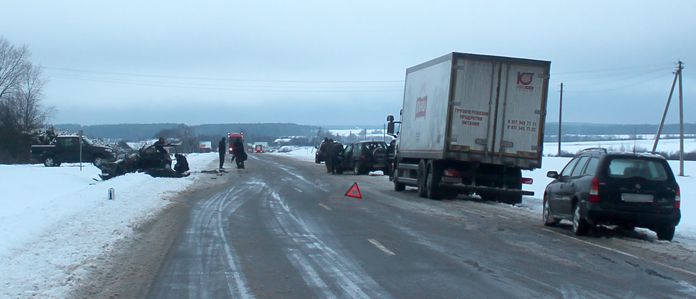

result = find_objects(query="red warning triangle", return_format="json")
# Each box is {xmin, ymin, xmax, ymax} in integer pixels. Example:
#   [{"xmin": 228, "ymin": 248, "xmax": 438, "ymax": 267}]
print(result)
[{"xmin": 344, "ymin": 182, "xmax": 362, "ymax": 199}]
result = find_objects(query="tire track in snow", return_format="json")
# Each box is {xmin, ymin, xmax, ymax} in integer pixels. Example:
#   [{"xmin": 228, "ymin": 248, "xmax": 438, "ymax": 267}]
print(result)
[
  {"xmin": 155, "ymin": 182, "xmax": 260, "ymax": 299},
  {"xmin": 262, "ymin": 187, "xmax": 392, "ymax": 299}
]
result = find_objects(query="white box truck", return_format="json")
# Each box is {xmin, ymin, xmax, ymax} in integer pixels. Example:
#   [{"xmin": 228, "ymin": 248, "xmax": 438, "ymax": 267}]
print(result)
[{"xmin": 387, "ymin": 52, "xmax": 551, "ymax": 204}]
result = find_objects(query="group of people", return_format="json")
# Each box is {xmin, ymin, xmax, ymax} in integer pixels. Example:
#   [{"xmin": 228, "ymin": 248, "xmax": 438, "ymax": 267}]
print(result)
[
  {"xmin": 218, "ymin": 137, "xmax": 247, "ymax": 169},
  {"xmin": 319, "ymin": 137, "xmax": 344, "ymax": 174}
]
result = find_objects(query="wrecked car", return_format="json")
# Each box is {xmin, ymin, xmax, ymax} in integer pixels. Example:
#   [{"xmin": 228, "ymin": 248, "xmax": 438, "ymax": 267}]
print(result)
[{"xmin": 97, "ymin": 144, "xmax": 189, "ymax": 180}]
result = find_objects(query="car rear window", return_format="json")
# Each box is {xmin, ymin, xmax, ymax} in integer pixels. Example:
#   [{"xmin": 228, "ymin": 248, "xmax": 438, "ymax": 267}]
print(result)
[{"xmin": 606, "ymin": 158, "xmax": 669, "ymax": 181}]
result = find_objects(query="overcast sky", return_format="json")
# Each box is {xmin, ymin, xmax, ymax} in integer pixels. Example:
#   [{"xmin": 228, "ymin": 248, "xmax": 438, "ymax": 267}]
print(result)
[{"xmin": 2, "ymin": 1, "xmax": 695, "ymax": 127}]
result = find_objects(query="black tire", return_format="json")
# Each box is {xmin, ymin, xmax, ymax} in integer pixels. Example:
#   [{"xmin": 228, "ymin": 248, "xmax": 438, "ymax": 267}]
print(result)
[
  {"xmin": 393, "ymin": 161, "xmax": 405, "ymax": 191},
  {"xmin": 93, "ymin": 156, "xmax": 105, "ymax": 167},
  {"xmin": 572, "ymin": 202, "xmax": 590, "ymax": 236},
  {"xmin": 354, "ymin": 162, "xmax": 363, "ymax": 175},
  {"xmin": 543, "ymin": 196, "xmax": 560, "ymax": 226},
  {"xmin": 425, "ymin": 161, "xmax": 442, "ymax": 199},
  {"xmin": 417, "ymin": 160, "xmax": 427, "ymax": 198},
  {"xmin": 655, "ymin": 226, "xmax": 675, "ymax": 241},
  {"xmin": 44, "ymin": 156, "xmax": 58, "ymax": 167}
]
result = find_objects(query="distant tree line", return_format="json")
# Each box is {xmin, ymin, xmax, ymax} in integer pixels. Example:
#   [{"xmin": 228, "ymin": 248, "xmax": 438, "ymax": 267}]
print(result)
[{"xmin": 0, "ymin": 36, "xmax": 54, "ymax": 163}]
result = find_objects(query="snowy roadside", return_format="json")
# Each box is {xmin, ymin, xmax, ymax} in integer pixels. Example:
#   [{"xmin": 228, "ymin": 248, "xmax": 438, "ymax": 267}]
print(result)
[{"xmin": 0, "ymin": 153, "xmax": 219, "ymax": 298}]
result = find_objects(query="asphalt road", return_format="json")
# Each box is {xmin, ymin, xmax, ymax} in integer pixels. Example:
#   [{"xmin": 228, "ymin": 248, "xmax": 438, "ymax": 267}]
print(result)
[{"xmin": 145, "ymin": 153, "xmax": 696, "ymax": 299}]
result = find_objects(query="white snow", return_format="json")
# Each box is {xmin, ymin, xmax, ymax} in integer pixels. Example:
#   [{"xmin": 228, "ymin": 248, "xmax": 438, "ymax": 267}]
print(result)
[
  {"xmin": 2, "ymin": 139, "xmax": 695, "ymax": 297},
  {"xmin": 0, "ymin": 153, "xmax": 219, "ymax": 298}
]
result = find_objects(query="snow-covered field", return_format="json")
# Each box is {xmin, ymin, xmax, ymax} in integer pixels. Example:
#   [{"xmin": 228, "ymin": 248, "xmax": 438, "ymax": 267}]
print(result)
[{"xmin": 1, "ymin": 138, "xmax": 695, "ymax": 297}]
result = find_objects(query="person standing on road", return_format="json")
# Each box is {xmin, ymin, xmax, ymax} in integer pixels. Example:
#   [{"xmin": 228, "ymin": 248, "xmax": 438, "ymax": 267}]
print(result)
[
  {"xmin": 318, "ymin": 137, "xmax": 329, "ymax": 164},
  {"xmin": 218, "ymin": 137, "xmax": 226, "ymax": 169},
  {"xmin": 330, "ymin": 141, "xmax": 344, "ymax": 174},
  {"xmin": 232, "ymin": 138, "xmax": 246, "ymax": 169},
  {"xmin": 323, "ymin": 139, "xmax": 334, "ymax": 173}
]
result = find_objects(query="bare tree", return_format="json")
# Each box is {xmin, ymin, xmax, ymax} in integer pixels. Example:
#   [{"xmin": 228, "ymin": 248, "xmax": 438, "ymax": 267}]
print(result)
[
  {"xmin": 0, "ymin": 37, "xmax": 29, "ymax": 102},
  {"xmin": 0, "ymin": 36, "xmax": 54, "ymax": 163},
  {"xmin": 14, "ymin": 65, "xmax": 54, "ymax": 131}
]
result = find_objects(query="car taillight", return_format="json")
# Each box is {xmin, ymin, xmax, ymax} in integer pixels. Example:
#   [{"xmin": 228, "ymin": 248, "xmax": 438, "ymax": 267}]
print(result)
[
  {"xmin": 589, "ymin": 177, "xmax": 600, "ymax": 202},
  {"xmin": 520, "ymin": 177, "xmax": 533, "ymax": 184},
  {"xmin": 443, "ymin": 169, "xmax": 460, "ymax": 177},
  {"xmin": 675, "ymin": 185, "xmax": 681, "ymax": 208}
]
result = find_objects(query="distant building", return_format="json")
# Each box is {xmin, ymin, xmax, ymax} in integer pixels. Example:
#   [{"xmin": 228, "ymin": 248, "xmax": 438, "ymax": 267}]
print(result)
[{"xmin": 199, "ymin": 141, "xmax": 212, "ymax": 153}]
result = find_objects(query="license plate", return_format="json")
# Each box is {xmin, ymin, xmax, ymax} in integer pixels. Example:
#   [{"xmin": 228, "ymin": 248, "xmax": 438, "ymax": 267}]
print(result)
[{"xmin": 621, "ymin": 193, "xmax": 653, "ymax": 203}]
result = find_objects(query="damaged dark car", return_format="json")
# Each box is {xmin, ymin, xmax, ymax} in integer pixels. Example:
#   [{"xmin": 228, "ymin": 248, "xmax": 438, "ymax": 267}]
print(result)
[{"xmin": 97, "ymin": 144, "xmax": 189, "ymax": 180}]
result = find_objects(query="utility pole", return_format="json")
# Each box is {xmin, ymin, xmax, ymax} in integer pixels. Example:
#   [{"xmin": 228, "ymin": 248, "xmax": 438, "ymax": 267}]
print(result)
[
  {"xmin": 678, "ymin": 60, "xmax": 684, "ymax": 176},
  {"xmin": 558, "ymin": 83, "xmax": 563, "ymax": 156},
  {"xmin": 653, "ymin": 65, "xmax": 680, "ymax": 152},
  {"xmin": 652, "ymin": 61, "xmax": 685, "ymax": 176}
]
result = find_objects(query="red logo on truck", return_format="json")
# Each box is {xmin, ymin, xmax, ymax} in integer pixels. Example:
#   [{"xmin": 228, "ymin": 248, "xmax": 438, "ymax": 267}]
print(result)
[
  {"xmin": 415, "ymin": 96, "xmax": 427, "ymax": 118},
  {"xmin": 516, "ymin": 72, "xmax": 535, "ymax": 91}
]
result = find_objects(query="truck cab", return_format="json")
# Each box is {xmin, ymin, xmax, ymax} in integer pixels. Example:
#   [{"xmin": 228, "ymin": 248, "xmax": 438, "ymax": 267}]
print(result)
[{"xmin": 227, "ymin": 133, "xmax": 244, "ymax": 154}]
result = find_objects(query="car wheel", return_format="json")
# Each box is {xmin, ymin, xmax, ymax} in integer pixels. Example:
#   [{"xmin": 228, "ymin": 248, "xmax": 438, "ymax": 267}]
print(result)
[
  {"xmin": 44, "ymin": 156, "xmax": 57, "ymax": 167},
  {"xmin": 655, "ymin": 226, "xmax": 675, "ymax": 241},
  {"xmin": 93, "ymin": 156, "xmax": 105, "ymax": 167},
  {"xmin": 425, "ymin": 161, "xmax": 442, "ymax": 199},
  {"xmin": 543, "ymin": 196, "xmax": 560, "ymax": 226},
  {"xmin": 354, "ymin": 162, "xmax": 362, "ymax": 175},
  {"xmin": 572, "ymin": 202, "xmax": 590, "ymax": 236}
]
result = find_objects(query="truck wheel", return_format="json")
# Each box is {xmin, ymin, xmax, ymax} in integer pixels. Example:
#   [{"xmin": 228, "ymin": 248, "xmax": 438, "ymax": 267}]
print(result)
[
  {"xmin": 417, "ymin": 160, "xmax": 427, "ymax": 198},
  {"xmin": 425, "ymin": 161, "xmax": 442, "ymax": 199},
  {"xmin": 44, "ymin": 156, "xmax": 58, "ymax": 167},
  {"xmin": 393, "ymin": 168, "xmax": 406, "ymax": 191}
]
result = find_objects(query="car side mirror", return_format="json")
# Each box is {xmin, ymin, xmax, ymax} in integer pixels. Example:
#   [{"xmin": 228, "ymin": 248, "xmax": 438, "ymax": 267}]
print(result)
[{"xmin": 546, "ymin": 171, "xmax": 559, "ymax": 179}]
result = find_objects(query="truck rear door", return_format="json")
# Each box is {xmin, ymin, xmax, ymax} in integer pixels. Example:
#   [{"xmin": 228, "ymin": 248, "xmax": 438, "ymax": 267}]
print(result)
[
  {"xmin": 448, "ymin": 56, "xmax": 549, "ymax": 168},
  {"xmin": 493, "ymin": 62, "xmax": 548, "ymax": 160}
]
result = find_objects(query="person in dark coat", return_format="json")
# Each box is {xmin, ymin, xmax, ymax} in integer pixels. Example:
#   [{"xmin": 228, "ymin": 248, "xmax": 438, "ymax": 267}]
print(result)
[
  {"xmin": 330, "ymin": 142, "xmax": 344, "ymax": 174},
  {"xmin": 154, "ymin": 137, "xmax": 167, "ymax": 154},
  {"xmin": 232, "ymin": 138, "xmax": 246, "ymax": 169},
  {"xmin": 323, "ymin": 139, "xmax": 334, "ymax": 173},
  {"xmin": 218, "ymin": 137, "xmax": 226, "ymax": 169}
]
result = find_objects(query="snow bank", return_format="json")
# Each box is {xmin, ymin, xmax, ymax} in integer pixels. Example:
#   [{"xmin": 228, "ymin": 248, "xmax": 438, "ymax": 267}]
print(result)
[{"xmin": 0, "ymin": 153, "xmax": 218, "ymax": 298}]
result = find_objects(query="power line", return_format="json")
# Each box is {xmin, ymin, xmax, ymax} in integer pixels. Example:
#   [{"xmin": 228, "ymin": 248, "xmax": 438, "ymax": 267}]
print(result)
[
  {"xmin": 45, "ymin": 73, "xmax": 403, "ymax": 93},
  {"xmin": 44, "ymin": 66, "xmax": 404, "ymax": 83}
]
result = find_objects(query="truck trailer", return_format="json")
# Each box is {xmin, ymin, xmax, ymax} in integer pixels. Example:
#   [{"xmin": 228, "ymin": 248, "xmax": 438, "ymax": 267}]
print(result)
[{"xmin": 387, "ymin": 52, "xmax": 551, "ymax": 204}]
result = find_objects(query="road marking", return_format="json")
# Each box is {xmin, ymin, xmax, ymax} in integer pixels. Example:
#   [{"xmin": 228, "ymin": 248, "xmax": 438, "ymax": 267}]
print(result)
[
  {"xmin": 368, "ymin": 239, "xmax": 395, "ymax": 256},
  {"xmin": 319, "ymin": 203, "xmax": 332, "ymax": 211},
  {"xmin": 540, "ymin": 228, "xmax": 696, "ymax": 278},
  {"xmin": 497, "ymin": 215, "xmax": 509, "ymax": 220},
  {"xmin": 295, "ymin": 187, "xmax": 303, "ymax": 193}
]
